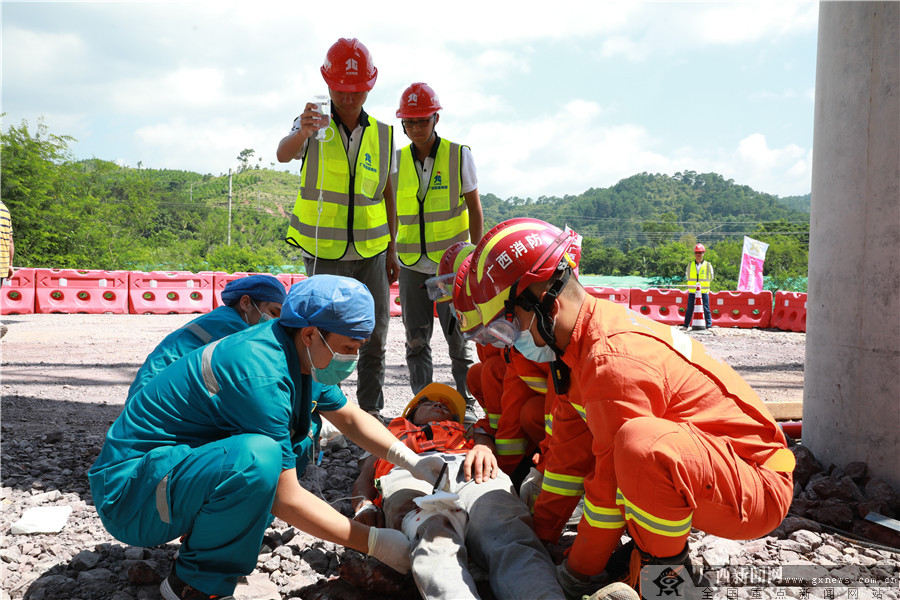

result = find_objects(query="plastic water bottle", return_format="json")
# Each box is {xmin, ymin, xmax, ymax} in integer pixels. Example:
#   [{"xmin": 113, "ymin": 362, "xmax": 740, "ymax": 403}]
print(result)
[{"xmin": 313, "ymin": 95, "xmax": 330, "ymax": 141}]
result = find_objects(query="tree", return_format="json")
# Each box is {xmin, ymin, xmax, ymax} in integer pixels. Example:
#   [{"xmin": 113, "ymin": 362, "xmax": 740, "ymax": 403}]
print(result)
[{"xmin": 236, "ymin": 148, "xmax": 256, "ymax": 173}]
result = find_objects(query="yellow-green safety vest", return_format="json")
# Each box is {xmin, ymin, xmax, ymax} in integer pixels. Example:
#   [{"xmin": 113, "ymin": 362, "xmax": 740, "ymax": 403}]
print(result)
[
  {"xmin": 687, "ymin": 261, "xmax": 712, "ymax": 294},
  {"xmin": 395, "ymin": 139, "xmax": 469, "ymax": 267},
  {"xmin": 286, "ymin": 116, "xmax": 392, "ymax": 260}
]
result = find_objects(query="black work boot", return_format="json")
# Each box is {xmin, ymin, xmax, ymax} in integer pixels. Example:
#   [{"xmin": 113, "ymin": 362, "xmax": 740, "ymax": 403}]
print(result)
[{"xmin": 619, "ymin": 542, "xmax": 711, "ymax": 599}]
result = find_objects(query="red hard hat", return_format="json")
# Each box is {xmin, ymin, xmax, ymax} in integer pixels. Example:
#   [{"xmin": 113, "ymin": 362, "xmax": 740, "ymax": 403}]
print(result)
[
  {"xmin": 694, "ymin": 243, "xmax": 706, "ymax": 253},
  {"xmin": 452, "ymin": 255, "xmax": 481, "ymax": 333},
  {"xmin": 396, "ymin": 82, "xmax": 442, "ymax": 119},
  {"xmin": 468, "ymin": 218, "xmax": 581, "ymax": 327},
  {"xmin": 321, "ymin": 38, "xmax": 378, "ymax": 92},
  {"xmin": 427, "ymin": 242, "xmax": 475, "ymax": 304}
]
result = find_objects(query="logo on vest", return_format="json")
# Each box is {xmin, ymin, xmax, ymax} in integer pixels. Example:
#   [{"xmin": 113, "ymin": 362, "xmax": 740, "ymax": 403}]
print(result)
[
  {"xmin": 430, "ymin": 170, "xmax": 448, "ymax": 191},
  {"xmin": 361, "ymin": 152, "xmax": 377, "ymax": 174},
  {"xmin": 345, "ymin": 58, "xmax": 358, "ymax": 74}
]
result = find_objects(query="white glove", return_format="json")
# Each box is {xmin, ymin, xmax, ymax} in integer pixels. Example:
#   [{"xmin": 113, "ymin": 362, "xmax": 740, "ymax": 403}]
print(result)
[
  {"xmin": 519, "ymin": 467, "xmax": 543, "ymax": 510},
  {"xmin": 387, "ymin": 442, "xmax": 447, "ymax": 485},
  {"xmin": 367, "ymin": 527, "xmax": 411, "ymax": 573}
]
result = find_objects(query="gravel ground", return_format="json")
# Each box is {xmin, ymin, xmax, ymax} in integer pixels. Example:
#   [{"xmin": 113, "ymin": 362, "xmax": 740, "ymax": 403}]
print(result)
[{"xmin": 1, "ymin": 314, "xmax": 898, "ymax": 599}]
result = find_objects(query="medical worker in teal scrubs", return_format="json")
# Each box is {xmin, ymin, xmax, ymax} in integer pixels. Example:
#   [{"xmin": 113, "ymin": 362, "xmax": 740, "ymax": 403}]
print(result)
[
  {"xmin": 90, "ymin": 275, "xmax": 446, "ymax": 600},
  {"xmin": 128, "ymin": 274, "xmax": 287, "ymax": 399}
]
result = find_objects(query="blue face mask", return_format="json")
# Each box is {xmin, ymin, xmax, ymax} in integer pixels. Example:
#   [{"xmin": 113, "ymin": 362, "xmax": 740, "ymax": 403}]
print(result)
[
  {"xmin": 514, "ymin": 327, "xmax": 557, "ymax": 363},
  {"xmin": 307, "ymin": 329, "xmax": 358, "ymax": 385},
  {"xmin": 252, "ymin": 300, "xmax": 273, "ymax": 324}
]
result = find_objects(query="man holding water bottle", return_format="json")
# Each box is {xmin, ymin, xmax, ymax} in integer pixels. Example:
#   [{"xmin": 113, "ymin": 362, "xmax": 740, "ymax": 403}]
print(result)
[{"xmin": 278, "ymin": 37, "xmax": 397, "ymax": 420}]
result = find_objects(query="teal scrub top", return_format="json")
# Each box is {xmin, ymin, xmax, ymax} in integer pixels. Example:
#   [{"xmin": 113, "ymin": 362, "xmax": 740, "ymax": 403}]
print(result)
[
  {"xmin": 90, "ymin": 320, "xmax": 346, "ymax": 513},
  {"xmin": 128, "ymin": 306, "xmax": 248, "ymax": 399}
]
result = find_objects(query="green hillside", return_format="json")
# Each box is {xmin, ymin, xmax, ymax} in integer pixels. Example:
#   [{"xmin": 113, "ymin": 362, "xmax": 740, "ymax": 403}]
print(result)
[{"xmin": 1, "ymin": 118, "xmax": 809, "ymax": 291}]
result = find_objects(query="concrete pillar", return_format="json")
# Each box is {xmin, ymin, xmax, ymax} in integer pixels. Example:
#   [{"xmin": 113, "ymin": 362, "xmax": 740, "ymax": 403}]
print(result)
[{"xmin": 805, "ymin": 2, "xmax": 899, "ymax": 489}]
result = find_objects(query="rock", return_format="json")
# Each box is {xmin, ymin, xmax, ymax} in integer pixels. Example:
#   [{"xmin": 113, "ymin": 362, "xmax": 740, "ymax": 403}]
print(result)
[
  {"xmin": 234, "ymin": 572, "xmax": 280, "ymax": 600},
  {"xmin": 70, "ymin": 550, "xmax": 101, "ymax": 571},
  {"xmin": 788, "ymin": 530, "xmax": 823, "ymax": 550},
  {"xmin": 125, "ymin": 560, "xmax": 159, "ymax": 585},
  {"xmin": 338, "ymin": 554, "xmax": 411, "ymax": 597},
  {"xmin": 301, "ymin": 548, "xmax": 331, "ymax": 573},
  {"xmin": 792, "ymin": 446, "xmax": 822, "ymax": 488}
]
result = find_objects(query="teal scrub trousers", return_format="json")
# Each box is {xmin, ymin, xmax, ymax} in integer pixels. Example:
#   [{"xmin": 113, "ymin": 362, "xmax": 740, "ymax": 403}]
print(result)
[{"xmin": 94, "ymin": 433, "xmax": 283, "ymax": 596}]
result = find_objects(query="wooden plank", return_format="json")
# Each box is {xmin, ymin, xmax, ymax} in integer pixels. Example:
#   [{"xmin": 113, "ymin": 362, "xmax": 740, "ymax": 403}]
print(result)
[{"xmin": 765, "ymin": 401, "xmax": 803, "ymax": 421}]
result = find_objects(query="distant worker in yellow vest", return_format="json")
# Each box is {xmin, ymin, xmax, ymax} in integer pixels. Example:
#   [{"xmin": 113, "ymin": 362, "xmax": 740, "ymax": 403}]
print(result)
[
  {"xmin": 682, "ymin": 243, "xmax": 714, "ymax": 330},
  {"xmin": 393, "ymin": 82, "xmax": 483, "ymax": 424},
  {"xmin": 277, "ymin": 37, "xmax": 398, "ymax": 419},
  {"xmin": 0, "ymin": 200, "xmax": 15, "ymax": 339}
]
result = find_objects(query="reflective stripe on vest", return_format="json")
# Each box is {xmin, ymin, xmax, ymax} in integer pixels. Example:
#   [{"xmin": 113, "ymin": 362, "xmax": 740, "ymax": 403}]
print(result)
[
  {"xmin": 542, "ymin": 470, "xmax": 585, "ymax": 496},
  {"xmin": 687, "ymin": 261, "xmax": 712, "ymax": 294},
  {"xmin": 616, "ymin": 489, "xmax": 692, "ymax": 537},
  {"xmin": 200, "ymin": 339, "xmax": 224, "ymax": 396},
  {"xmin": 286, "ymin": 117, "xmax": 392, "ymax": 259},
  {"xmin": 583, "ymin": 496, "xmax": 626, "ymax": 530},
  {"xmin": 395, "ymin": 139, "xmax": 469, "ymax": 266}
]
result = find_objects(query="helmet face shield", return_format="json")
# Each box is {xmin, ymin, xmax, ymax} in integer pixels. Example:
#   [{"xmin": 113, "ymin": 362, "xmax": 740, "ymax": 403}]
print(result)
[
  {"xmin": 482, "ymin": 313, "xmax": 522, "ymax": 347},
  {"xmin": 424, "ymin": 272, "xmax": 456, "ymax": 302}
]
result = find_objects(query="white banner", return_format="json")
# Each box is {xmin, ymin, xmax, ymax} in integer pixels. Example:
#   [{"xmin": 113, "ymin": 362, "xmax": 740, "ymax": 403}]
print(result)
[{"xmin": 737, "ymin": 236, "xmax": 769, "ymax": 293}]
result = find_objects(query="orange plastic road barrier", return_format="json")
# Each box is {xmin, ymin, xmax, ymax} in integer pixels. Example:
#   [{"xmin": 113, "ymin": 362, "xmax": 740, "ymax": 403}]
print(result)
[
  {"xmin": 628, "ymin": 288, "xmax": 688, "ymax": 326},
  {"xmin": 389, "ymin": 282, "xmax": 403, "ymax": 317},
  {"xmin": 211, "ymin": 272, "xmax": 292, "ymax": 308},
  {"xmin": 584, "ymin": 286, "xmax": 630, "ymax": 307},
  {"xmin": 771, "ymin": 291, "xmax": 807, "ymax": 332},
  {"xmin": 128, "ymin": 271, "xmax": 214, "ymax": 314},
  {"xmin": 1, "ymin": 268, "xmax": 36, "ymax": 315},
  {"xmin": 710, "ymin": 290, "xmax": 772, "ymax": 328},
  {"xmin": 34, "ymin": 269, "xmax": 129, "ymax": 314}
]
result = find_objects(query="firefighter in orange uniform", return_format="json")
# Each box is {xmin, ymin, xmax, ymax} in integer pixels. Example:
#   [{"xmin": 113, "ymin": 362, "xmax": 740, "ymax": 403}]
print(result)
[{"xmin": 467, "ymin": 219, "xmax": 794, "ymax": 600}]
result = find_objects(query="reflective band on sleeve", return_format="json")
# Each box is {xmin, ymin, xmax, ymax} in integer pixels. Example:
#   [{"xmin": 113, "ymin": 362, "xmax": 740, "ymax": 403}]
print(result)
[
  {"xmin": 616, "ymin": 489, "xmax": 692, "ymax": 537},
  {"xmin": 495, "ymin": 437, "xmax": 527, "ymax": 456},
  {"xmin": 156, "ymin": 474, "xmax": 171, "ymax": 524},
  {"xmin": 544, "ymin": 413, "xmax": 553, "ymax": 436},
  {"xmin": 570, "ymin": 402, "xmax": 587, "ymax": 421},
  {"xmin": 185, "ymin": 323, "xmax": 213, "ymax": 344},
  {"xmin": 200, "ymin": 339, "xmax": 224, "ymax": 396},
  {"xmin": 583, "ymin": 497, "xmax": 626, "ymax": 529},
  {"xmin": 488, "ymin": 412, "xmax": 500, "ymax": 429},
  {"xmin": 520, "ymin": 375, "xmax": 548, "ymax": 394},
  {"xmin": 542, "ymin": 471, "xmax": 585, "ymax": 496}
]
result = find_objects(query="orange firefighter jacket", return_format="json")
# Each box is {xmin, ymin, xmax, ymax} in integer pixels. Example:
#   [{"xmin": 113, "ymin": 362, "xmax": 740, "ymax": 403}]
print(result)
[{"xmin": 535, "ymin": 295, "xmax": 790, "ymax": 568}]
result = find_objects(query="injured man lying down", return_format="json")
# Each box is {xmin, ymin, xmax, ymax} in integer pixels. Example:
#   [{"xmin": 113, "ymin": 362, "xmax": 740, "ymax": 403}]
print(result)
[{"xmin": 350, "ymin": 383, "xmax": 566, "ymax": 600}]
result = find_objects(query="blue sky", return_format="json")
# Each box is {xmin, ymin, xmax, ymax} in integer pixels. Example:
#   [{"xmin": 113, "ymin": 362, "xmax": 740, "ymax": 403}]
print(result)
[{"xmin": 2, "ymin": 1, "xmax": 819, "ymax": 200}]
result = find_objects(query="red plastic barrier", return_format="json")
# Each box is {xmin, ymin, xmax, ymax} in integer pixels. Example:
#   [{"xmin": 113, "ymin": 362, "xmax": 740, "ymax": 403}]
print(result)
[
  {"xmin": 212, "ymin": 272, "xmax": 293, "ymax": 308},
  {"xmin": 629, "ymin": 288, "xmax": 689, "ymax": 326},
  {"xmin": 709, "ymin": 291, "xmax": 772, "ymax": 329},
  {"xmin": 290, "ymin": 274, "xmax": 308, "ymax": 289},
  {"xmin": 1, "ymin": 268, "xmax": 36, "ymax": 315},
  {"xmin": 389, "ymin": 282, "xmax": 402, "ymax": 317},
  {"xmin": 585, "ymin": 286, "xmax": 630, "ymax": 306},
  {"xmin": 128, "ymin": 271, "xmax": 214, "ymax": 314},
  {"xmin": 34, "ymin": 269, "xmax": 129, "ymax": 314},
  {"xmin": 772, "ymin": 291, "xmax": 807, "ymax": 332}
]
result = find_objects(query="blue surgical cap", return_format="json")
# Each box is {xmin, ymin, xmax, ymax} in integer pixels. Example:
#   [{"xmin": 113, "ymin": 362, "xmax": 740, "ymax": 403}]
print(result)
[
  {"xmin": 221, "ymin": 274, "xmax": 287, "ymax": 306},
  {"xmin": 280, "ymin": 275, "xmax": 375, "ymax": 339}
]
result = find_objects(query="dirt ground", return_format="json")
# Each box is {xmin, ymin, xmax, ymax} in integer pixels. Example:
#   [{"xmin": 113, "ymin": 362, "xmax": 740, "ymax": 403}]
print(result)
[{"xmin": 0, "ymin": 313, "xmax": 806, "ymax": 439}]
